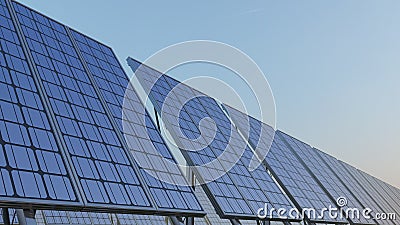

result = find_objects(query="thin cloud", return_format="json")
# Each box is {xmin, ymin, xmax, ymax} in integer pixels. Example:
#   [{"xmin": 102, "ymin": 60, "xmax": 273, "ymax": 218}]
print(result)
[{"xmin": 239, "ymin": 8, "xmax": 264, "ymax": 16}]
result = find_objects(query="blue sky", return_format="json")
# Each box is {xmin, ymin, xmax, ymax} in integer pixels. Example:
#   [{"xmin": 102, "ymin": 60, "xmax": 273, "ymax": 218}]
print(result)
[{"xmin": 18, "ymin": 0, "xmax": 400, "ymax": 188}]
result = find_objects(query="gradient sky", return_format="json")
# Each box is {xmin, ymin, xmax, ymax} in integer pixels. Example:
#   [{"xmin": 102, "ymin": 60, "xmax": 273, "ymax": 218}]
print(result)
[{"xmin": 17, "ymin": 0, "xmax": 400, "ymax": 188}]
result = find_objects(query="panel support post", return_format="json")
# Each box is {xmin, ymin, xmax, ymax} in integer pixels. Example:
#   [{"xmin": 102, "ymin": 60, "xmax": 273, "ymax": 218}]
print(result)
[
  {"xmin": 170, "ymin": 216, "xmax": 183, "ymax": 225},
  {"xmin": 186, "ymin": 217, "xmax": 194, "ymax": 225},
  {"xmin": 16, "ymin": 209, "xmax": 37, "ymax": 225},
  {"xmin": 2, "ymin": 208, "xmax": 10, "ymax": 225},
  {"xmin": 154, "ymin": 107, "xmax": 161, "ymax": 131},
  {"xmin": 229, "ymin": 219, "xmax": 241, "ymax": 225}
]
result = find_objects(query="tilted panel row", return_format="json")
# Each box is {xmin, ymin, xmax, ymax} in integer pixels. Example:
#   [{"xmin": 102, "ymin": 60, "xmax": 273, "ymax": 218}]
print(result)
[
  {"xmin": 278, "ymin": 131, "xmax": 375, "ymax": 225},
  {"xmin": 317, "ymin": 150, "xmax": 396, "ymax": 225},
  {"xmin": 129, "ymin": 58, "xmax": 296, "ymax": 221},
  {"xmin": 223, "ymin": 105, "xmax": 347, "ymax": 224},
  {"xmin": 69, "ymin": 30, "xmax": 203, "ymax": 215}
]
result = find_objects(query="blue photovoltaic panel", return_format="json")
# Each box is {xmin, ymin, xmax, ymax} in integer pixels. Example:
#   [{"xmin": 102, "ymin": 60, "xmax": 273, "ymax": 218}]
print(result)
[
  {"xmin": 69, "ymin": 31, "xmax": 203, "ymax": 214},
  {"xmin": 316, "ymin": 149, "xmax": 395, "ymax": 225},
  {"xmin": 12, "ymin": 2, "xmax": 153, "ymax": 210},
  {"xmin": 222, "ymin": 105, "xmax": 346, "ymax": 224},
  {"xmin": 0, "ymin": 0, "xmax": 80, "ymax": 205},
  {"xmin": 278, "ymin": 131, "xmax": 376, "ymax": 224},
  {"xmin": 129, "ymin": 59, "xmax": 296, "ymax": 221}
]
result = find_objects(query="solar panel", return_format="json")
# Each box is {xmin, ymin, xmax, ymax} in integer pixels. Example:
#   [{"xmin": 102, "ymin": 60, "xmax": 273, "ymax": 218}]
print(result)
[
  {"xmin": 222, "ymin": 105, "xmax": 347, "ymax": 224},
  {"xmin": 0, "ymin": 0, "xmax": 82, "ymax": 207},
  {"xmin": 68, "ymin": 31, "xmax": 203, "ymax": 215},
  {"xmin": 9, "ymin": 2, "xmax": 157, "ymax": 212},
  {"xmin": 357, "ymin": 169, "xmax": 400, "ymax": 219},
  {"xmin": 339, "ymin": 161, "xmax": 399, "ymax": 224},
  {"xmin": 315, "ymin": 149, "xmax": 395, "ymax": 225},
  {"xmin": 129, "ymin": 58, "xmax": 297, "ymax": 221},
  {"xmin": 277, "ymin": 131, "xmax": 376, "ymax": 225}
]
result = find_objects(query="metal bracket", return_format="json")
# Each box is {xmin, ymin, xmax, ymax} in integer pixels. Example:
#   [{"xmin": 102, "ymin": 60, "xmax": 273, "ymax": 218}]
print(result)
[
  {"xmin": 170, "ymin": 216, "xmax": 184, "ymax": 225},
  {"xmin": 229, "ymin": 219, "xmax": 241, "ymax": 225}
]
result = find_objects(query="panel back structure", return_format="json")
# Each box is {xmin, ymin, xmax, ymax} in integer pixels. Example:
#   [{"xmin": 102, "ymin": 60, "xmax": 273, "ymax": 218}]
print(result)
[
  {"xmin": 317, "ymin": 150, "xmax": 397, "ymax": 225},
  {"xmin": 40, "ymin": 211, "xmax": 112, "ymax": 225},
  {"xmin": 128, "ymin": 58, "xmax": 297, "ymax": 222},
  {"xmin": 0, "ymin": 0, "xmax": 204, "ymax": 217},
  {"xmin": 222, "ymin": 104, "xmax": 348, "ymax": 224},
  {"xmin": 277, "ymin": 131, "xmax": 376, "ymax": 225}
]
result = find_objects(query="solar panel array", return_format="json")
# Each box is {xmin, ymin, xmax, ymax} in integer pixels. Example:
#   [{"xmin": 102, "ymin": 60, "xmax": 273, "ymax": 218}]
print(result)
[
  {"xmin": 317, "ymin": 150, "xmax": 397, "ymax": 225},
  {"xmin": 129, "ymin": 58, "xmax": 296, "ymax": 221},
  {"xmin": 1, "ymin": 0, "xmax": 400, "ymax": 224},
  {"xmin": 0, "ymin": 0, "xmax": 203, "ymax": 216},
  {"xmin": 278, "ymin": 131, "xmax": 376, "ymax": 225},
  {"xmin": 222, "ymin": 105, "xmax": 347, "ymax": 224}
]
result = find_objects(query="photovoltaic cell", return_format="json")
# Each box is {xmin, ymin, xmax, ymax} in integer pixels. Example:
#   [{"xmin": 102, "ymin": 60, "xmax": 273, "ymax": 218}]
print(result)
[
  {"xmin": 69, "ymin": 31, "xmax": 203, "ymax": 214},
  {"xmin": 316, "ymin": 149, "xmax": 395, "ymax": 225},
  {"xmin": 278, "ymin": 131, "xmax": 375, "ymax": 224},
  {"xmin": 12, "ymin": 2, "xmax": 153, "ymax": 210},
  {"xmin": 0, "ymin": 0, "xmax": 80, "ymax": 205},
  {"xmin": 222, "ymin": 105, "xmax": 346, "ymax": 224},
  {"xmin": 129, "ymin": 59, "xmax": 296, "ymax": 221}
]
